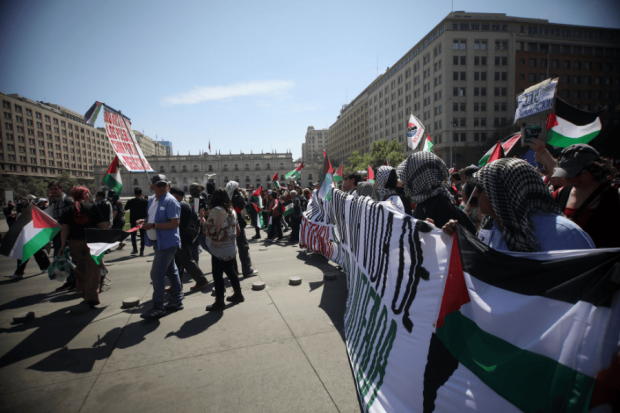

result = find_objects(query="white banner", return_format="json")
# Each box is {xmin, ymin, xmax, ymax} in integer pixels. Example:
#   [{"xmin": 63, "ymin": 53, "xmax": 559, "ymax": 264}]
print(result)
[
  {"xmin": 407, "ymin": 114, "xmax": 426, "ymax": 150},
  {"xmin": 103, "ymin": 106, "xmax": 154, "ymax": 172},
  {"xmin": 514, "ymin": 78, "xmax": 558, "ymax": 124}
]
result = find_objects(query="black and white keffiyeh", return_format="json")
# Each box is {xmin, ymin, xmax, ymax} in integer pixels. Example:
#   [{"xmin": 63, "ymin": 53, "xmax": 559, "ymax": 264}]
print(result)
[
  {"xmin": 356, "ymin": 182, "xmax": 378, "ymax": 200},
  {"xmin": 396, "ymin": 152, "xmax": 451, "ymax": 204},
  {"xmin": 475, "ymin": 158, "xmax": 562, "ymax": 252},
  {"xmin": 376, "ymin": 166, "xmax": 398, "ymax": 201},
  {"xmin": 225, "ymin": 181, "xmax": 239, "ymax": 199}
]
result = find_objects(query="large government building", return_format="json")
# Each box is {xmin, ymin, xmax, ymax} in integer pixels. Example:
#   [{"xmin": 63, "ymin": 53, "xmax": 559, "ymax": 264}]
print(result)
[
  {"xmin": 327, "ymin": 12, "xmax": 620, "ymax": 167},
  {"xmin": 94, "ymin": 152, "xmax": 319, "ymax": 195}
]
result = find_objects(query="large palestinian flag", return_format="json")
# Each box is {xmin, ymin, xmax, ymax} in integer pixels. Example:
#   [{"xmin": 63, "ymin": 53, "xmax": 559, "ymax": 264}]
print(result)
[
  {"xmin": 250, "ymin": 186, "xmax": 263, "ymax": 209},
  {"xmin": 546, "ymin": 98, "xmax": 602, "ymax": 148},
  {"xmin": 318, "ymin": 154, "xmax": 334, "ymax": 201},
  {"xmin": 85, "ymin": 227, "xmax": 136, "ymax": 264},
  {"xmin": 0, "ymin": 205, "xmax": 60, "ymax": 262},
  {"xmin": 333, "ymin": 164, "xmax": 344, "ymax": 184},
  {"xmin": 102, "ymin": 156, "xmax": 122, "ymax": 194},
  {"xmin": 285, "ymin": 163, "xmax": 304, "ymax": 180},
  {"xmin": 426, "ymin": 226, "xmax": 620, "ymax": 413}
]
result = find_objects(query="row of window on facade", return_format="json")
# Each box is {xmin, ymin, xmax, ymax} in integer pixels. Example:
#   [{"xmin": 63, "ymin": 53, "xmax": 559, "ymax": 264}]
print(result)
[
  {"xmin": 453, "ymin": 40, "xmax": 508, "ymax": 51},
  {"xmin": 133, "ymin": 174, "xmax": 314, "ymax": 186},
  {"xmin": 519, "ymin": 43, "xmax": 618, "ymax": 57},
  {"xmin": 521, "ymin": 58, "xmax": 615, "ymax": 72},
  {"xmin": 452, "ymin": 56, "xmax": 508, "ymax": 66},
  {"xmin": 451, "ymin": 22, "xmax": 507, "ymax": 32},
  {"xmin": 157, "ymin": 162, "xmax": 287, "ymax": 173},
  {"xmin": 518, "ymin": 25, "xmax": 617, "ymax": 42}
]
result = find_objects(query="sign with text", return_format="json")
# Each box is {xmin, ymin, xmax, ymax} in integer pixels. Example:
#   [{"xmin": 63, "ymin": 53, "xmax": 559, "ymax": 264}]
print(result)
[
  {"xmin": 103, "ymin": 106, "xmax": 153, "ymax": 172},
  {"xmin": 514, "ymin": 78, "xmax": 558, "ymax": 125}
]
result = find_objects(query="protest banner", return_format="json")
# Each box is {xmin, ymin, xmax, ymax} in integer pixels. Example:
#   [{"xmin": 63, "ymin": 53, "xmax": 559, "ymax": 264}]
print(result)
[
  {"xmin": 514, "ymin": 78, "xmax": 558, "ymax": 125},
  {"xmin": 102, "ymin": 106, "xmax": 154, "ymax": 172},
  {"xmin": 301, "ymin": 188, "xmax": 620, "ymax": 413}
]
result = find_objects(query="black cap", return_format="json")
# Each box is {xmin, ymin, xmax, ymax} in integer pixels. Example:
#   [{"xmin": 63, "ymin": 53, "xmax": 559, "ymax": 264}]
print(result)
[
  {"xmin": 96, "ymin": 190, "xmax": 107, "ymax": 197},
  {"xmin": 169, "ymin": 187, "xmax": 185, "ymax": 197},
  {"xmin": 151, "ymin": 174, "xmax": 168, "ymax": 185},
  {"xmin": 552, "ymin": 144, "xmax": 601, "ymax": 178}
]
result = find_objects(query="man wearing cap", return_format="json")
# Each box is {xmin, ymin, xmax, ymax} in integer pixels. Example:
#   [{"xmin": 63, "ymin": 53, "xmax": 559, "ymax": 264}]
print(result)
[
  {"xmin": 125, "ymin": 187, "xmax": 148, "ymax": 256},
  {"xmin": 136, "ymin": 175, "xmax": 184, "ymax": 320},
  {"xmin": 169, "ymin": 187, "xmax": 209, "ymax": 291},
  {"xmin": 551, "ymin": 144, "xmax": 620, "ymax": 248}
]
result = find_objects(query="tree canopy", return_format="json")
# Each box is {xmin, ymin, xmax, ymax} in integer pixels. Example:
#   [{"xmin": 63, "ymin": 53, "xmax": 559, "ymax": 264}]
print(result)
[
  {"xmin": 0, "ymin": 171, "xmax": 93, "ymax": 201},
  {"xmin": 346, "ymin": 139, "xmax": 406, "ymax": 173}
]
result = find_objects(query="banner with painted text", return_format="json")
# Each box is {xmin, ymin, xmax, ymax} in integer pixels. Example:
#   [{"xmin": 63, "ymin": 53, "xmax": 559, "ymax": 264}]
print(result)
[
  {"xmin": 103, "ymin": 106, "xmax": 154, "ymax": 172},
  {"xmin": 301, "ymin": 188, "xmax": 620, "ymax": 413}
]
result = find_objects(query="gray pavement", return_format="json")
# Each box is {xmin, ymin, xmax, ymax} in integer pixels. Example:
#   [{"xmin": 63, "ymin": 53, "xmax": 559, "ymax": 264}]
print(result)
[{"xmin": 0, "ymin": 232, "xmax": 361, "ymax": 413}]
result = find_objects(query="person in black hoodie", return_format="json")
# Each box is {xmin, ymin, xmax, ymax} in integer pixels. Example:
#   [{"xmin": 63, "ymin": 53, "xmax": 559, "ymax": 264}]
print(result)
[
  {"xmin": 125, "ymin": 187, "xmax": 148, "ymax": 256},
  {"xmin": 226, "ymin": 181, "xmax": 258, "ymax": 278}
]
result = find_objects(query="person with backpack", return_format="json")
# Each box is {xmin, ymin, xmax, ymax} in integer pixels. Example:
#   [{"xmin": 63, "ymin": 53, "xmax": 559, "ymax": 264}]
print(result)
[
  {"xmin": 226, "ymin": 181, "xmax": 259, "ymax": 278},
  {"xmin": 169, "ymin": 187, "xmax": 208, "ymax": 291}
]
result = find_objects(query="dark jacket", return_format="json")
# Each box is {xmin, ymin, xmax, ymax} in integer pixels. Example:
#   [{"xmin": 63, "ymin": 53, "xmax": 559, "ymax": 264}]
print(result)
[
  {"xmin": 178, "ymin": 201, "xmax": 193, "ymax": 246},
  {"xmin": 125, "ymin": 197, "xmax": 148, "ymax": 225},
  {"xmin": 231, "ymin": 190, "xmax": 247, "ymax": 229},
  {"xmin": 412, "ymin": 194, "xmax": 476, "ymax": 234}
]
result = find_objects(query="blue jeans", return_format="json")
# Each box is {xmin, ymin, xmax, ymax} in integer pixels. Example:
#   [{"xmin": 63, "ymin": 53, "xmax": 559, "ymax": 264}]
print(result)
[{"xmin": 151, "ymin": 241, "xmax": 182, "ymax": 309}]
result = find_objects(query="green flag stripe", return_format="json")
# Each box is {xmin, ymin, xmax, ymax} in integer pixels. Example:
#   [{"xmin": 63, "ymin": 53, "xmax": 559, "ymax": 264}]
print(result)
[
  {"xmin": 22, "ymin": 227, "xmax": 60, "ymax": 262},
  {"xmin": 546, "ymin": 129, "xmax": 600, "ymax": 148},
  {"xmin": 478, "ymin": 154, "xmax": 491, "ymax": 167},
  {"xmin": 91, "ymin": 252, "xmax": 105, "ymax": 265},
  {"xmin": 103, "ymin": 174, "xmax": 122, "ymax": 193},
  {"xmin": 436, "ymin": 311, "xmax": 594, "ymax": 413}
]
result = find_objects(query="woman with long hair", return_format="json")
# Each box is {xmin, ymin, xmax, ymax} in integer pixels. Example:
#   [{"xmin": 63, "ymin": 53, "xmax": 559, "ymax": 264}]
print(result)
[{"xmin": 200, "ymin": 188, "xmax": 244, "ymax": 311}]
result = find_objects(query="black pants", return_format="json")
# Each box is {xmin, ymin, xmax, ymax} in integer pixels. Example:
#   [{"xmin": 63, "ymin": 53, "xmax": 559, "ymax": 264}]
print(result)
[
  {"xmin": 175, "ymin": 243, "xmax": 207, "ymax": 284},
  {"xmin": 131, "ymin": 228, "xmax": 146, "ymax": 252},
  {"xmin": 236, "ymin": 225, "xmax": 253, "ymax": 275},
  {"xmin": 15, "ymin": 249, "xmax": 50, "ymax": 275},
  {"xmin": 290, "ymin": 217, "xmax": 301, "ymax": 243},
  {"xmin": 212, "ymin": 255, "xmax": 241, "ymax": 298},
  {"xmin": 268, "ymin": 214, "xmax": 283, "ymax": 239}
]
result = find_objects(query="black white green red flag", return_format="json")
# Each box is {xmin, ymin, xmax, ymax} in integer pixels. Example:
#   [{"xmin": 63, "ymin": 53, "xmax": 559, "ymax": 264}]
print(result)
[
  {"xmin": 102, "ymin": 156, "xmax": 122, "ymax": 194},
  {"xmin": 0, "ymin": 205, "xmax": 60, "ymax": 261},
  {"xmin": 478, "ymin": 133, "xmax": 520, "ymax": 166},
  {"xmin": 285, "ymin": 163, "xmax": 304, "ymax": 180},
  {"xmin": 85, "ymin": 227, "xmax": 138, "ymax": 264},
  {"xmin": 271, "ymin": 172, "xmax": 281, "ymax": 190},
  {"xmin": 546, "ymin": 98, "xmax": 602, "ymax": 148}
]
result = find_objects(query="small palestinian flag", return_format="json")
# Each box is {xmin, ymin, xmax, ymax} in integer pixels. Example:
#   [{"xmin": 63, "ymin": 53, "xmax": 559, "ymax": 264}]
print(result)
[
  {"xmin": 423, "ymin": 134, "xmax": 434, "ymax": 152},
  {"xmin": 546, "ymin": 98, "xmax": 602, "ymax": 148},
  {"xmin": 367, "ymin": 166, "xmax": 375, "ymax": 183},
  {"xmin": 333, "ymin": 164, "xmax": 344, "ymax": 183},
  {"xmin": 319, "ymin": 154, "xmax": 335, "ymax": 201},
  {"xmin": 0, "ymin": 205, "xmax": 60, "ymax": 262},
  {"xmin": 486, "ymin": 141, "xmax": 505, "ymax": 165},
  {"xmin": 102, "ymin": 156, "xmax": 122, "ymax": 194},
  {"xmin": 478, "ymin": 133, "xmax": 520, "ymax": 166},
  {"xmin": 84, "ymin": 101, "xmax": 103, "ymax": 126},
  {"xmin": 266, "ymin": 216, "xmax": 273, "ymax": 233},
  {"xmin": 282, "ymin": 200, "xmax": 294, "ymax": 217},
  {"xmin": 85, "ymin": 227, "xmax": 136, "ymax": 264},
  {"xmin": 253, "ymin": 203, "xmax": 265, "ymax": 229},
  {"xmin": 271, "ymin": 172, "xmax": 281, "ymax": 190},
  {"xmin": 250, "ymin": 186, "xmax": 263, "ymax": 209},
  {"xmin": 425, "ymin": 226, "xmax": 620, "ymax": 413},
  {"xmin": 285, "ymin": 163, "xmax": 305, "ymax": 180}
]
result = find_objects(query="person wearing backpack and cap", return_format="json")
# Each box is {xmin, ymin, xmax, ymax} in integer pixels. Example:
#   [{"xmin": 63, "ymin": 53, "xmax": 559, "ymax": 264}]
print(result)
[
  {"xmin": 169, "ymin": 187, "xmax": 209, "ymax": 291},
  {"xmin": 136, "ymin": 174, "xmax": 183, "ymax": 320},
  {"xmin": 552, "ymin": 144, "xmax": 620, "ymax": 248}
]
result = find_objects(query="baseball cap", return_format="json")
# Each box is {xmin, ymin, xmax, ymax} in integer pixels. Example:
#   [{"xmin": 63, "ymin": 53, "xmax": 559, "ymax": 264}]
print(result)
[
  {"xmin": 169, "ymin": 187, "xmax": 185, "ymax": 197},
  {"xmin": 552, "ymin": 144, "xmax": 600, "ymax": 178},
  {"xmin": 151, "ymin": 174, "xmax": 168, "ymax": 185}
]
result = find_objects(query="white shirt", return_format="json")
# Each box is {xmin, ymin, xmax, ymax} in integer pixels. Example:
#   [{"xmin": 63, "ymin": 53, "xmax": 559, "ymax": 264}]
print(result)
[{"xmin": 147, "ymin": 198, "xmax": 159, "ymax": 240}]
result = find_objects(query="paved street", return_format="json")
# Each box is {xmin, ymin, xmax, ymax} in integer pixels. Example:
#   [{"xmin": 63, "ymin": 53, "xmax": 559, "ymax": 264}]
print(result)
[{"xmin": 0, "ymin": 234, "xmax": 361, "ymax": 413}]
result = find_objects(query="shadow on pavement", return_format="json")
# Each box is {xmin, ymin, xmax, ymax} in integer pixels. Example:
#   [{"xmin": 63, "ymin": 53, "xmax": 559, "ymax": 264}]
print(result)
[{"xmin": 165, "ymin": 311, "xmax": 224, "ymax": 340}]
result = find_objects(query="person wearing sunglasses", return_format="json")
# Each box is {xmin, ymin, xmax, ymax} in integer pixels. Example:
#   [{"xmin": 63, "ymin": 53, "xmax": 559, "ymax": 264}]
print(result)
[{"xmin": 552, "ymin": 144, "xmax": 619, "ymax": 248}]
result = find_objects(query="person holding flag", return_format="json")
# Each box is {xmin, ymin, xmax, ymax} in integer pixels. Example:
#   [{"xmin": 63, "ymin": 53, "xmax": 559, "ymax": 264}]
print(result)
[
  {"xmin": 267, "ymin": 191, "xmax": 283, "ymax": 241},
  {"xmin": 248, "ymin": 186, "xmax": 264, "ymax": 239}
]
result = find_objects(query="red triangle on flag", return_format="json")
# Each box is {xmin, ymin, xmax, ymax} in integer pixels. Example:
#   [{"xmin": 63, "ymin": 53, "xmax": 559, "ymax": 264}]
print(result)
[
  {"xmin": 488, "ymin": 141, "xmax": 505, "ymax": 164},
  {"xmin": 546, "ymin": 113, "xmax": 559, "ymax": 130},
  {"xmin": 32, "ymin": 205, "xmax": 60, "ymax": 229},
  {"xmin": 367, "ymin": 165, "xmax": 374, "ymax": 180},
  {"xmin": 436, "ymin": 234, "xmax": 470, "ymax": 329}
]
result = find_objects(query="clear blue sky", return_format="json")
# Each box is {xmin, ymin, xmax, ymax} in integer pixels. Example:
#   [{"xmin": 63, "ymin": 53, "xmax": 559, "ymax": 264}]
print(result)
[{"xmin": 1, "ymin": 0, "xmax": 618, "ymax": 160}]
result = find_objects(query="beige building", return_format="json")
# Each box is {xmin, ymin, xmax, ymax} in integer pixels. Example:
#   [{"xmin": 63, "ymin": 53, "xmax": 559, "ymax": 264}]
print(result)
[
  {"xmin": 0, "ymin": 92, "xmax": 115, "ymax": 181},
  {"xmin": 133, "ymin": 131, "xmax": 167, "ymax": 157},
  {"xmin": 303, "ymin": 126, "xmax": 329, "ymax": 163},
  {"xmin": 94, "ymin": 151, "xmax": 320, "ymax": 195},
  {"xmin": 328, "ymin": 12, "xmax": 620, "ymax": 168}
]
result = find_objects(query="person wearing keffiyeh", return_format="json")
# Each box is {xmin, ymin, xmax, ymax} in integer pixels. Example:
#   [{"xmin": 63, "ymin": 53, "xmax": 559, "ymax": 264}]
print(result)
[
  {"xmin": 355, "ymin": 182, "xmax": 378, "ymax": 200},
  {"xmin": 375, "ymin": 166, "xmax": 411, "ymax": 214},
  {"xmin": 396, "ymin": 152, "xmax": 475, "ymax": 233}
]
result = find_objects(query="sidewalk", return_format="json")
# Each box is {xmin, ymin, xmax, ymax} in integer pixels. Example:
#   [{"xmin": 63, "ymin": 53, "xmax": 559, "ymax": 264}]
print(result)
[{"xmin": 0, "ymin": 236, "xmax": 360, "ymax": 413}]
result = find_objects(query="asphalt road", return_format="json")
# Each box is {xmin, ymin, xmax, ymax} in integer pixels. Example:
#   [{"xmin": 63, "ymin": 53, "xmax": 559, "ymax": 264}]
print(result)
[{"xmin": 0, "ymin": 231, "xmax": 361, "ymax": 413}]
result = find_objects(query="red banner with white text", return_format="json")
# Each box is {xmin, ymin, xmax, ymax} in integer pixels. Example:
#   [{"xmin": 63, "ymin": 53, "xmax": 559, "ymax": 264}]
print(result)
[{"xmin": 103, "ymin": 106, "xmax": 153, "ymax": 172}]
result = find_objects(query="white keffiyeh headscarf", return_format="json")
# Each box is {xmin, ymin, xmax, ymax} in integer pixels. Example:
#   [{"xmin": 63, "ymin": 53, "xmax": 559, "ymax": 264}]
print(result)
[
  {"xmin": 475, "ymin": 158, "xmax": 562, "ymax": 252},
  {"xmin": 356, "ymin": 182, "xmax": 378, "ymax": 201},
  {"xmin": 396, "ymin": 152, "xmax": 451, "ymax": 204},
  {"xmin": 376, "ymin": 166, "xmax": 398, "ymax": 201},
  {"xmin": 225, "ymin": 181, "xmax": 239, "ymax": 199}
]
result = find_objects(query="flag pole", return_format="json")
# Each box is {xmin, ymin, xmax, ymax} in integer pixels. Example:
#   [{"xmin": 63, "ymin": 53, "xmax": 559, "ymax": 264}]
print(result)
[{"xmin": 118, "ymin": 109, "xmax": 151, "ymax": 186}]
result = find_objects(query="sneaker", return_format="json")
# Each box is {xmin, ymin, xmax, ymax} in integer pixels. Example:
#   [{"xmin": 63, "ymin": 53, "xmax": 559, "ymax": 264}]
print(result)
[
  {"xmin": 251, "ymin": 235, "xmax": 261, "ymax": 240},
  {"xmin": 55, "ymin": 279, "xmax": 76, "ymax": 292},
  {"xmin": 243, "ymin": 270, "xmax": 259, "ymax": 278},
  {"xmin": 165, "ymin": 301, "xmax": 184, "ymax": 312},
  {"xmin": 130, "ymin": 249, "xmax": 138, "ymax": 255},
  {"xmin": 190, "ymin": 280, "xmax": 209, "ymax": 291},
  {"xmin": 206, "ymin": 300, "xmax": 226, "ymax": 311},
  {"xmin": 226, "ymin": 293, "xmax": 245, "ymax": 303},
  {"xmin": 140, "ymin": 307, "xmax": 166, "ymax": 320},
  {"xmin": 8, "ymin": 273, "xmax": 24, "ymax": 279},
  {"xmin": 139, "ymin": 251, "xmax": 144, "ymax": 257}
]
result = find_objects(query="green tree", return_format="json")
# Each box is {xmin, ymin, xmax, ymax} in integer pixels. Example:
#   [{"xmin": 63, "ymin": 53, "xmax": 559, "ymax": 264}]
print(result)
[{"xmin": 347, "ymin": 139, "xmax": 406, "ymax": 173}]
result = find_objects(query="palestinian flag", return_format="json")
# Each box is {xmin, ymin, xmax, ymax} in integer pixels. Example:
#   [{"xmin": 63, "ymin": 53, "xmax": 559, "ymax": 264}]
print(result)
[
  {"xmin": 266, "ymin": 216, "xmax": 273, "ymax": 233},
  {"xmin": 333, "ymin": 164, "xmax": 344, "ymax": 183},
  {"xmin": 84, "ymin": 101, "xmax": 103, "ymax": 126},
  {"xmin": 0, "ymin": 205, "xmax": 60, "ymax": 262},
  {"xmin": 318, "ymin": 154, "xmax": 335, "ymax": 201},
  {"xmin": 425, "ymin": 226, "xmax": 620, "ymax": 413},
  {"xmin": 85, "ymin": 227, "xmax": 136, "ymax": 264},
  {"xmin": 271, "ymin": 172, "xmax": 281, "ymax": 190},
  {"xmin": 478, "ymin": 133, "xmax": 520, "ymax": 166},
  {"xmin": 423, "ymin": 133, "xmax": 435, "ymax": 152},
  {"xmin": 546, "ymin": 98, "xmax": 602, "ymax": 148},
  {"xmin": 285, "ymin": 163, "xmax": 304, "ymax": 180},
  {"xmin": 252, "ymin": 203, "xmax": 265, "ymax": 229},
  {"xmin": 102, "ymin": 156, "xmax": 122, "ymax": 194},
  {"xmin": 250, "ymin": 186, "xmax": 263, "ymax": 209},
  {"xmin": 367, "ymin": 166, "xmax": 375, "ymax": 183},
  {"xmin": 282, "ymin": 200, "xmax": 294, "ymax": 217}
]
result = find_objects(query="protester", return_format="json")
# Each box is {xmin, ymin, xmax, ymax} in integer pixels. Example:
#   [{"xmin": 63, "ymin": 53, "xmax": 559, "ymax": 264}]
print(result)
[
  {"xmin": 46, "ymin": 181, "xmax": 77, "ymax": 290},
  {"xmin": 442, "ymin": 158, "xmax": 595, "ymax": 252},
  {"xmin": 95, "ymin": 191, "xmax": 112, "ymax": 229},
  {"xmin": 288, "ymin": 190, "xmax": 303, "ymax": 243},
  {"xmin": 449, "ymin": 172, "xmax": 461, "ymax": 205},
  {"xmin": 110, "ymin": 194, "xmax": 126, "ymax": 249},
  {"xmin": 226, "ymin": 181, "xmax": 259, "ymax": 278},
  {"xmin": 461, "ymin": 181, "xmax": 482, "ymax": 231},
  {"xmin": 200, "ymin": 188, "xmax": 244, "ymax": 311},
  {"xmin": 551, "ymin": 144, "xmax": 620, "ymax": 248},
  {"xmin": 3, "ymin": 201, "xmax": 16, "ymax": 228},
  {"xmin": 343, "ymin": 172, "xmax": 361, "ymax": 195},
  {"xmin": 249, "ymin": 189, "xmax": 262, "ymax": 240},
  {"xmin": 299, "ymin": 189, "xmax": 310, "ymax": 211},
  {"xmin": 356, "ymin": 182, "xmax": 378, "ymax": 200},
  {"xmin": 375, "ymin": 165, "xmax": 411, "ymax": 214},
  {"xmin": 267, "ymin": 191, "xmax": 283, "ymax": 241},
  {"xmin": 189, "ymin": 182, "xmax": 210, "ymax": 262},
  {"xmin": 169, "ymin": 187, "xmax": 209, "ymax": 291},
  {"xmin": 396, "ymin": 152, "xmax": 476, "ymax": 233},
  {"xmin": 125, "ymin": 187, "xmax": 148, "ymax": 256},
  {"xmin": 59, "ymin": 186, "xmax": 107, "ymax": 311},
  {"xmin": 280, "ymin": 192, "xmax": 290, "ymax": 232},
  {"xmin": 136, "ymin": 175, "xmax": 183, "ymax": 320}
]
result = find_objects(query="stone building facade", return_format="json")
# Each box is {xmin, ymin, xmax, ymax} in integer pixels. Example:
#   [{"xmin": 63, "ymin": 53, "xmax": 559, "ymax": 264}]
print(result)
[
  {"xmin": 133, "ymin": 131, "xmax": 167, "ymax": 157},
  {"xmin": 303, "ymin": 126, "xmax": 329, "ymax": 163}
]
